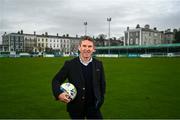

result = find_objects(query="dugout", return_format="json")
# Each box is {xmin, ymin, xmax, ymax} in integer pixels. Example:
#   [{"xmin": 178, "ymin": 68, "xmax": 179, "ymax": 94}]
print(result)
[{"xmin": 95, "ymin": 43, "xmax": 180, "ymax": 57}]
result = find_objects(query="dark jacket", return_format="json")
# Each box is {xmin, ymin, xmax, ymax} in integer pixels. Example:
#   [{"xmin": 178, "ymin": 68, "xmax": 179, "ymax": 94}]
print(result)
[{"xmin": 52, "ymin": 57, "xmax": 106, "ymax": 113}]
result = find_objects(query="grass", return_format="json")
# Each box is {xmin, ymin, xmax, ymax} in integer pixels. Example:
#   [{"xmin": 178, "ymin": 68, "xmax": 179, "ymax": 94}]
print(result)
[{"xmin": 0, "ymin": 57, "xmax": 180, "ymax": 119}]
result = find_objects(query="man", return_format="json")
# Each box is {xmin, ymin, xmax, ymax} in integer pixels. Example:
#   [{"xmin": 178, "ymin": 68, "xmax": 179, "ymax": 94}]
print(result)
[{"xmin": 52, "ymin": 36, "xmax": 106, "ymax": 119}]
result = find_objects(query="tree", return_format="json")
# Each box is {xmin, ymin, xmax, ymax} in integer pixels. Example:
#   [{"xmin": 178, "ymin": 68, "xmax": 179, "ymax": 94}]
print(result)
[
  {"xmin": 173, "ymin": 28, "xmax": 178, "ymax": 33},
  {"xmin": 97, "ymin": 34, "xmax": 107, "ymax": 40},
  {"xmin": 94, "ymin": 34, "xmax": 107, "ymax": 46},
  {"xmin": 174, "ymin": 30, "xmax": 180, "ymax": 43},
  {"xmin": 136, "ymin": 24, "xmax": 140, "ymax": 28}
]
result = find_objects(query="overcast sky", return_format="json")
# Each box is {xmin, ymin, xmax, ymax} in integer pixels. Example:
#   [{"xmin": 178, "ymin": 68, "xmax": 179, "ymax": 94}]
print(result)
[{"xmin": 0, "ymin": 0, "xmax": 180, "ymax": 43}]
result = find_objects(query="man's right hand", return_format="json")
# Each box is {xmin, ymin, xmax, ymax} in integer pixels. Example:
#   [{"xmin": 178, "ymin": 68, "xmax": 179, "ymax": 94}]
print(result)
[{"xmin": 58, "ymin": 92, "xmax": 71, "ymax": 103}]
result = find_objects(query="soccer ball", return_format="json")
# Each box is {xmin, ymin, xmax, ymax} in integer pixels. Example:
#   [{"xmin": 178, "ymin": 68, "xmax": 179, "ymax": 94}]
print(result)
[{"xmin": 60, "ymin": 82, "xmax": 77, "ymax": 100}]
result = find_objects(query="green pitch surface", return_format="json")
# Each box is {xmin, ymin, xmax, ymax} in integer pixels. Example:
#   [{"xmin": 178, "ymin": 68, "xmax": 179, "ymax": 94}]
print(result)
[{"xmin": 0, "ymin": 57, "xmax": 180, "ymax": 119}]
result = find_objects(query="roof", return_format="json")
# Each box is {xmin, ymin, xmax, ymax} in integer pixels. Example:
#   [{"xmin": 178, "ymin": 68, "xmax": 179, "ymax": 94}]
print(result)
[
  {"xmin": 96, "ymin": 43, "xmax": 180, "ymax": 50},
  {"xmin": 2, "ymin": 32, "xmax": 81, "ymax": 40}
]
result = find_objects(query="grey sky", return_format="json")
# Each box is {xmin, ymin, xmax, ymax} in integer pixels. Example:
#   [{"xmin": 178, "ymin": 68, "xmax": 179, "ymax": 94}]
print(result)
[{"xmin": 0, "ymin": 0, "xmax": 180, "ymax": 43}]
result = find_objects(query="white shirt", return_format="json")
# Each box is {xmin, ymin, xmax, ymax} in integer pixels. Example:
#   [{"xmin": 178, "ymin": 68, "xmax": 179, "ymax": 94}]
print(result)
[{"xmin": 79, "ymin": 57, "xmax": 93, "ymax": 66}]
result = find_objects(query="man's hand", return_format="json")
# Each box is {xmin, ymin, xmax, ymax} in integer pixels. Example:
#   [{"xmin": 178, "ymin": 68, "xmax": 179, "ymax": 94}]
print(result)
[{"xmin": 58, "ymin": 92, "xmax": 71, "ymax": 103}]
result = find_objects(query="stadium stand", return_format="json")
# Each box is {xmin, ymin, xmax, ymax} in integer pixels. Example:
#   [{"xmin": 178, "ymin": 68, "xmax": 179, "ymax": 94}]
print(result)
[{"xmin": 95, "ymin": 43, "xmax": 180, "ymax": 58}]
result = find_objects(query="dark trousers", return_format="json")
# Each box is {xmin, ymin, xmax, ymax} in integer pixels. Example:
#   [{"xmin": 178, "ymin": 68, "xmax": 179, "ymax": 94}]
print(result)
[{"xmin": 69, "ymin": 107, "xmax": 102, "ymax": 119}]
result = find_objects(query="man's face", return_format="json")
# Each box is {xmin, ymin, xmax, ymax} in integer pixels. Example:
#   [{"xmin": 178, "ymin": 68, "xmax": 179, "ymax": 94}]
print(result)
[{"xmin": 78, "ymin": 40, "xmax": 95, "ymax": 59}]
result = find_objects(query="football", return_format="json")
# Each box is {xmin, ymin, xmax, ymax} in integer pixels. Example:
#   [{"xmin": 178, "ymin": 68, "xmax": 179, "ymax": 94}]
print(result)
[{"xmin": 60, "ymin": 82, "xmax": 77, "ymax": 100}]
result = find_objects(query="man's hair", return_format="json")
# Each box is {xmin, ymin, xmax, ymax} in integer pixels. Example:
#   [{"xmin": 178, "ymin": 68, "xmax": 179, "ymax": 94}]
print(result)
[{"xmin": 79, "ymin": 36, "xmax": 95, "ymax": 46}]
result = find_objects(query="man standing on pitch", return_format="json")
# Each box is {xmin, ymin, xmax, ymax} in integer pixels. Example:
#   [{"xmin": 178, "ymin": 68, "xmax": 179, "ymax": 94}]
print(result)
[{"xmin": 52, "ymin": 36, "xmax": 106, "ymax": 119}]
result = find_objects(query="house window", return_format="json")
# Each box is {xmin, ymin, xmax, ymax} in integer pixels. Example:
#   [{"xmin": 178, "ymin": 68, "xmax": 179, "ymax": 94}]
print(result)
[{"xmin": 149, "ymin": 32, "xmax": 151, "ymax": 36}]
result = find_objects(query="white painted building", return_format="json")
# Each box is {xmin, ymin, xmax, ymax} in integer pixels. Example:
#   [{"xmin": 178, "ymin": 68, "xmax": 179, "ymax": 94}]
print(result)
[
  {"xmin": 124, "ymin": 25, "xmax": 162, "ymax": 46},
  {"xmin": 1, "ymin": 31, "xmax": 80, "ymax": 54}
]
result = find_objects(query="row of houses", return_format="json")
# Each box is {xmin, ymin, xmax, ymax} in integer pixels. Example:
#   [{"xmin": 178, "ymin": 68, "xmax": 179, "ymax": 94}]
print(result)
[
  {"xmin": 0, "ymin": 24, "xmax": 175, "ymax": 53},
  {"xmin": 1, "ymin": 30, "xmax": 80, "ymax": 54}
]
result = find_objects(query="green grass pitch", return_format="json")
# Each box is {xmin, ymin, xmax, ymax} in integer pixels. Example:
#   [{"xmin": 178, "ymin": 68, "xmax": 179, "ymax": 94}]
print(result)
[{"xmin": 0, "ymin": 57, "xmax": 180, "ymax": 119}]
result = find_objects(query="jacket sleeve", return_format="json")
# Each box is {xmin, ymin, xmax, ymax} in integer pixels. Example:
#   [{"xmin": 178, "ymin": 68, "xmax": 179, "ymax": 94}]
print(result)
[
  {"xmin": 52, "ymin": 61, "xmax": 69, "ymax": 100},
  {"xmin": 100, "ymin": 61, "xmax": 106, "ymax": 106},
  {"xmin": 100, "ymin": 61, "xmax": 106, "ymax": 97},
  {"xmin": 96, "ymin": 61, "xmax": 106, "ymax": 109}
]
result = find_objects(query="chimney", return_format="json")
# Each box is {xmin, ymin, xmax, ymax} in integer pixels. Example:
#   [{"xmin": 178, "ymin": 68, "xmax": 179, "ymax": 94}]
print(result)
[
  {"xmin": 21, "ymin": 30, "xmax": 23, "ymax": 34},
  {"xmin": 45, "ymin": 32, "xmax": 48, "ymax": 36},
  {"xmin": 127, "ymin": 26, "xmax": 129, "ymax": 30},
  {"xmin": 34, "ymin": 31, "xmax": 36, "ymax": 35},
  {"xmin": 57, "ymin": 33, "xmax": 59, "ymax": 36}
]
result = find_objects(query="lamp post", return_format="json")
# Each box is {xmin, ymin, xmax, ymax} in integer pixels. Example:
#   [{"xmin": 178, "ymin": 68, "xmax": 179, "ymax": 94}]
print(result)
[
  {"xmin": 107, "ymin": 17, "xmax": 111, "ymax": 54},
  {"xmin": 84, "ymin": 22, "xmax": 87, "ymax": 36}
]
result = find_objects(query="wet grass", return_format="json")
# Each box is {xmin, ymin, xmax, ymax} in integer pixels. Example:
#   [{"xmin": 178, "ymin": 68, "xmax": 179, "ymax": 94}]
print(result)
[{"xmin": 0, "ymin": 57, "xmax": 180, "ymax": 119}]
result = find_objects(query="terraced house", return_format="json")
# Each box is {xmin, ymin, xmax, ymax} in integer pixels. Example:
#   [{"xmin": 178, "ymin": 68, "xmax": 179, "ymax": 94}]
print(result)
[{"xmin": 1, "ymin": 30, "xmax": 80, "ymax": 54}]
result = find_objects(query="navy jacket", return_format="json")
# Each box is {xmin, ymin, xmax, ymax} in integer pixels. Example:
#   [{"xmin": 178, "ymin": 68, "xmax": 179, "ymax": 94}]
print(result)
[{"xmin": 52, "ymin": 57, "xmax": 106, "ymax": 112}]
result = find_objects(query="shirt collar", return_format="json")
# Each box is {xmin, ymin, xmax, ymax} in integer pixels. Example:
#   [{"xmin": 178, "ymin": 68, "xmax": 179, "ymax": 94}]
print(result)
[{"xmin": 79, "ymin": 57, "xmax": 93, "ymax": 66}]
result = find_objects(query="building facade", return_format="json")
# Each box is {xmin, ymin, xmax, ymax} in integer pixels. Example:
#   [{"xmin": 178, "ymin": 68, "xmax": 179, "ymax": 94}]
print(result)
[
  {"xmin": 161, "ymin": 29, "xmax": 175, "ymax": 44},
  {"xmin": 24, "ymin": 33, "xmax": 37, "ymax": 52},
  {"xmin": 2, "ymin": 31, "xmax": 24, "ymax": 52},
  {"xmin": 124, "ymin": 25, "xmax": 162, "ymax": 46},
  {"xmin": 1, "ymin": 31, "xmax": 80, "ymax": 54}
]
